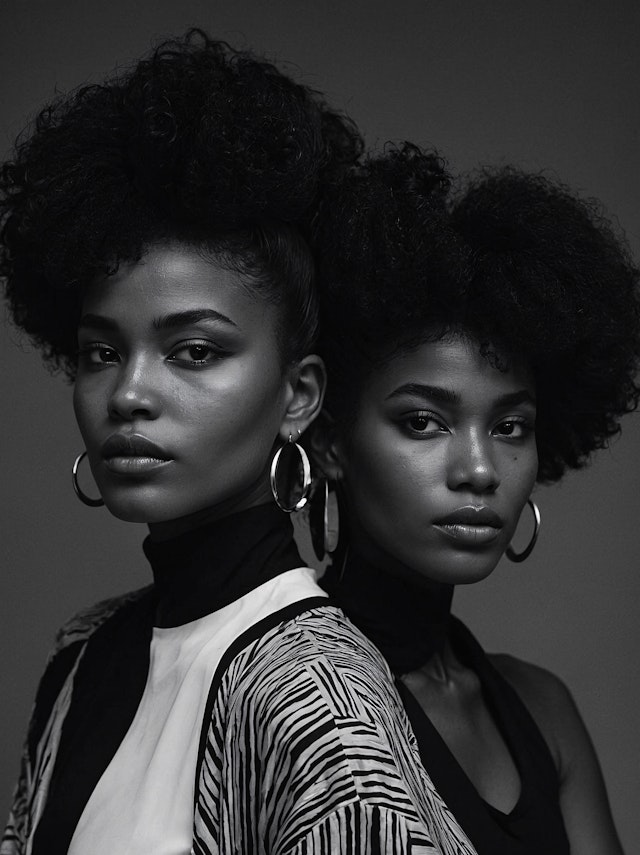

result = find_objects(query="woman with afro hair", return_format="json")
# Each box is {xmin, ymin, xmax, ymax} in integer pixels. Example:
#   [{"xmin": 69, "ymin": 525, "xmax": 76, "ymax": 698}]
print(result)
[
  {"xmin": 309, "ymin": 144, "xmax": 639, "ymax": 854},
  {"xmin": 0, "ymin": 34, "xmax": 480, "ymax": 855}
]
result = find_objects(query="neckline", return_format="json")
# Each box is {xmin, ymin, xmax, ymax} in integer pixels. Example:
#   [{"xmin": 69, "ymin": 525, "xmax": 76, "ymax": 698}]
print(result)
[
  {"xmin": 324, "ymin": 553, "xmax": 526, "ymax": 815},
  {"xmin": 326, "ymin": 554, "xmax": 568, "ymax": 849},
  {"xmin": 397, "ymin": 618, "xmax": 530, "ymax": 822},
  {"xmin": 143, "ymin": 502, "xmax": 303, "ymax": 627}
]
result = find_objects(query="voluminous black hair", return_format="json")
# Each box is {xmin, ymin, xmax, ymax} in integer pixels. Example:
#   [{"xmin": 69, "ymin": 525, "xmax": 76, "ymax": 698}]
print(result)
[
  {"xmin": 1, "ymin": 29, "xmax": 362, "ymax": 376},
  {"xmin": 313, "ymin": 143, "xmax": 640, "ymax": 482}
]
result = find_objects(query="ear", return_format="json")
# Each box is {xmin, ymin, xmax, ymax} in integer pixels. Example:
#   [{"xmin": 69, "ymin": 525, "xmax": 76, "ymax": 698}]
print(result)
[
  {"xmin": 278, "ymin": 354, "xmax": 326, "ymax": 442},
  {"xmin": 305, "ymin": 408, "xmax": 345, "ymax": 481}
]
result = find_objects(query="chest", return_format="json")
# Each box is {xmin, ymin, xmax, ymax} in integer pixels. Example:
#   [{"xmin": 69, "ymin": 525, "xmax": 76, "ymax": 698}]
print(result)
[
  {"xmin": 29, "ymin": 568, "xmax": 325, "ymax": 855},
  {"xmin": 68, "ymin": 613, "xmax": 242, "ymax": 855},
  {"xmin": 401, "ymin": 668, "xmax": 521, "ymax": 814},
  {"xmin": 395, "ymin": 621, "xmax": 570, "ymax": 854}
]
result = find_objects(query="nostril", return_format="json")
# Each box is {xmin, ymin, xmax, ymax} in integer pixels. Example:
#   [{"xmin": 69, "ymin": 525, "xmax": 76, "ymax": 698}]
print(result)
[
  {"xmin": 447, "ymin": 454, "xmax": 500, "ymax": 493},
  {"xmin": 108, "ymin": 394, "xmax": 155, "ymax": 421},
  {"xmin": 107, "ymin": 378, "xmax": 158, "ymax": 420}
]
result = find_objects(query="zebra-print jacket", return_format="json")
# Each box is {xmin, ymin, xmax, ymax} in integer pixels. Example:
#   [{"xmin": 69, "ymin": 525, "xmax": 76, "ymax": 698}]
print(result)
[{"xmin": 2, "ymin": 589, "xmax": 477, "ymax": 855}]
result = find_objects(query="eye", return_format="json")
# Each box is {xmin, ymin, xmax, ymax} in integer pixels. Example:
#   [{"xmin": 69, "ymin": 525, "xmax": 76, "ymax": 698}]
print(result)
[
  {"xmin": 402, "ymin": 411, "xmax": 447, "ymax": 436},
  {"xmin": 492, "ymin": 418, "xmax": 533, "ymax": 439},
  {"xmin": 167, "ymin": 340, "xmax": 225, "ymax": 366},
  {"xmin": 77, "ymin": 344, "xmax": 120, "ymax": 366}
]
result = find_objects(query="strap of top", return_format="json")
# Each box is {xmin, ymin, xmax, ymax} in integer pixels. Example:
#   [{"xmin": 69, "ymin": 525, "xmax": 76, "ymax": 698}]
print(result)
[{"xmin": 397, "ymin": 617, "xmax": 570, "ymax": 854}]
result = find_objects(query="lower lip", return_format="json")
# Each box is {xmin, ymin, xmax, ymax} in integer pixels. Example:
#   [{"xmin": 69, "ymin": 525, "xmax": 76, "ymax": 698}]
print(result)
[
  {"xmin": 434, "ymin": 523, "xmax": 501, "ymax": 546},
  {"xmin": 103, "ymin": 456, "xmax": 172, "ymax": 475}
]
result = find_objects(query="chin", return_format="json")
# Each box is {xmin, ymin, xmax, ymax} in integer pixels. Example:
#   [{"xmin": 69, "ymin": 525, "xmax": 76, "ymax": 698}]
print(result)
[
  {"xmin": 100, "ymin": 487, "xmax": 192, "ymax": 524},
  {"xmin": 102, "ymin": 499, "xmax": 157, "ymax": 524},
  {"xmin": 410, "ymin": 550, "xmax": 501, "ymax": 587},
  {"xmin": 449, "ymin": 565, "xmax": 498, "ymax": 586}
]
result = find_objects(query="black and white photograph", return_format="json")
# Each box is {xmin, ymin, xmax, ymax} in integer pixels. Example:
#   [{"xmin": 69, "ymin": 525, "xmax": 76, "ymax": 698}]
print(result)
[{"xmin": 1, "ymin": 1, "xmax": 639, "ymax": 852}]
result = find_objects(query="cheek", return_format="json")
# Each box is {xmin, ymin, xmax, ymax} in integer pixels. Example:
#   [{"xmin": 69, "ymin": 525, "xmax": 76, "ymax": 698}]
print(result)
[
  {"xmin": 73, "ymin": 379, "xmax": 98, "ymax": 442},
  {"xmin": 343, "ymin": 428, "xmax": 442, "ymax": 524},
  {"xmin": 186, "ymin": 367, "xmax": 285, "ymax": 455},
  {"xmin": 503, "ymin": 449, "xmax": 539, "ymax": 536},
  {"xmin": 510, "ymin": 447, "xmax": 539, "ymax": 495}
]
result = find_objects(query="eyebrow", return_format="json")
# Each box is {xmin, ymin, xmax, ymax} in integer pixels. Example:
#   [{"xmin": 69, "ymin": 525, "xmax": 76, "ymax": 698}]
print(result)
[
  {"xmin": 152, "ymin": 309, "xmax": 238, "ymax": 331},
  {"xmin": 386, "ymin": 383, "xmax": 459, "ymax": 404},
  {"xmin": 386, "ymin": 383, "xmax": 536, "ymax": 407},
  {"xmin": 78, "ymin": 309, "xmax": 238, "ymax": 332}
]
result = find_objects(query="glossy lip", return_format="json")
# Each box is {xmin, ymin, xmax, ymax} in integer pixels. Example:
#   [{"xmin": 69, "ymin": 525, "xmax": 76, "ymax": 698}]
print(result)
[
  {"xmin": 433, "ymin": 505, "xmax": 503, "ymax": 547},
  {"xmin": 435, "ymin": 506, "xmax": 503, "ymax": 527},
  {"xmin": 100, "ymin": 433, "xmax": 173, "ymax": 476}
]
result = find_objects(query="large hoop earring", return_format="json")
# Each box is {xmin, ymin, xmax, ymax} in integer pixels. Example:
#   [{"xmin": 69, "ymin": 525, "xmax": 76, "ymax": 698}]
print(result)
[
  {"xmin": 72, "ymin": 452, "xmax": 104, "ymax": 507},
  {"xmin": 506, "ymin": 498, "xmax": 540, "ymax": 563},
  {"xmin": 310, "ymin": 480, "xmax": 340, "ymax": 560},
  {"xmin": 270, "ymin": 433, "xmax": 312, "ymax": 513}
]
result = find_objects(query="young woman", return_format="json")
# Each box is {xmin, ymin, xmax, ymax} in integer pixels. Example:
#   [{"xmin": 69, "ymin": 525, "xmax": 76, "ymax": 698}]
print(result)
[
  {"xmin": 0, "ymin": 36, "xmax": 478, "ymax": 855},
  {"xmin": 310, "ymin": 144, "xmax": 639, "ymax": 854}
]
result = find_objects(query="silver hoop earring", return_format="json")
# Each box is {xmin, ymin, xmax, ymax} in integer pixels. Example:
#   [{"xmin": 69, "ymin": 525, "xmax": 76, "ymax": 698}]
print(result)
[
  {"xmin": 506, "ymin": 498, "xmax": 540, "ymax": 563},
  {"xmin": 322, "ymin": 480, "xmax": 340, "ymax": 555},
  {"xmin": 322, "ymin": 481, "xmax": 340, "ymax": 555},
  {"xmin": 311, "ymin": 480, "xmax": 341, "ymax": 560},
  {"xmin": 270, "ymin": 434, "xmax": 312, "ymax": 513},
  {"xmin": 72, "ymin": 451, "xmax": 104, "ymax": 507}
]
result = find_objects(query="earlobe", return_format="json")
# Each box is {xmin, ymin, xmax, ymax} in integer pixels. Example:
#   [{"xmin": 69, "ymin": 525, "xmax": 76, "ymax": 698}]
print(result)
[{"xmin": 279, "ymin": 354, "xmax": 327, "ymax": 441}]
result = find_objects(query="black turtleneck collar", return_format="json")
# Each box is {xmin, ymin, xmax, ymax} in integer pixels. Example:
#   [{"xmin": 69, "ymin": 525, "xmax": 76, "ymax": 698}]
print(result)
[
  {"xmin": 321, "ymin": 552, "xmax": 453, "ymax": 675},
  {"xmin": 143, "ymin": 503, "xmax": 304, "ymax": 627}
]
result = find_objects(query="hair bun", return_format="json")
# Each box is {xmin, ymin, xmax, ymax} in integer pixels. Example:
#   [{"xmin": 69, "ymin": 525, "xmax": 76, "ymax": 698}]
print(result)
[{"xmin": 124, "ymin": 38, "xmax": 330, "ymax": 226}]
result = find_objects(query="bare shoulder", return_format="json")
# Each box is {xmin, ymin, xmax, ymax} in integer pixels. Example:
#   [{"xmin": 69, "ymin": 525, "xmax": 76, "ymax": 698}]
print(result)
[
  {"xmin": 488, "ymin": 652, "xmax": 583, "ymax": 775},
  {"xmin": 489, "ymin": 655, "xmax": 624, "ymax": 853},
  {"xmin": 489, "ymin": 652, "xmax": 574, "ymax": 711}
]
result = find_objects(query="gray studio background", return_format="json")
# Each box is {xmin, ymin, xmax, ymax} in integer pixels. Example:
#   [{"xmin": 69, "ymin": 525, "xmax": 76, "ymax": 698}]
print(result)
[{"xmin": 1, "ymin": 0, "xmax": 639, "ymax": 848}]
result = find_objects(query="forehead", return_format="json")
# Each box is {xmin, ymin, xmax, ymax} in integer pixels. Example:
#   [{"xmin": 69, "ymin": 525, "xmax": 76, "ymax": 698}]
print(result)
[
  {"xmin": 366, "ymin": 334, "xmax": 535, "ymax": 401},
  {"xmin": 80, "ymin": 244, "xmax": 275, "ymax": 330}
]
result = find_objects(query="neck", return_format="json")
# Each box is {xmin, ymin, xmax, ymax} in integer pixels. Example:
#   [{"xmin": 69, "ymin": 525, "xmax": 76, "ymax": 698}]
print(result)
[
  {"xmin": 410, "ymin": 639, "xmax": 463, "ymax": 684},
  {"xmin": 323, "ymin": 548, "xmax": 454, "ymax": 674},
  {"xmin": 148, "ymin": 489, "xmax": 274, "ymax": 542},
  {"xmin": 143, "ymin": 502, "xmax": 302, "ymax": 626}
]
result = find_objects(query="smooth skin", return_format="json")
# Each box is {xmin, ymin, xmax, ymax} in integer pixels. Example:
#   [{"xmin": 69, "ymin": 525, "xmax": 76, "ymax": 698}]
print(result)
[
  {"xmin": 318, "ymin": 334, "xmax": 623, "ymax": 854},
  {"xmin": 74, "ymin": 243, "xmax": 325, "ymax": 534}
]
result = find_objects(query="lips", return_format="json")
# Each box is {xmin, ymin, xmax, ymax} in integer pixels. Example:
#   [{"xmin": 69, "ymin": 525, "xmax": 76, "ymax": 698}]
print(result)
[
  {"xmin": 100, "ymin": 434, "xmax": 172, "ymax": 476},
  {"xmin": 434, "ymin": 506, "xmax": 503, "ymax": 528},
  {"xmin": 433, "ymin": 505, "xmax": 503, "ymax": 547},
  {"xmin": 101, "ymin": 433, "xmax": 171, "ymax": 461}
]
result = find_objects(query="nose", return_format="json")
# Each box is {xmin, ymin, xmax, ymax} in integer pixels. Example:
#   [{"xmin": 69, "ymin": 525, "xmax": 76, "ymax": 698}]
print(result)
[
  {"xmin": 446, "ymin": 428, "xmax": 500, "ymax": 494},
  {"xmin": 107, "ymin": 358, "xmax": 160, "ymax": 422}
]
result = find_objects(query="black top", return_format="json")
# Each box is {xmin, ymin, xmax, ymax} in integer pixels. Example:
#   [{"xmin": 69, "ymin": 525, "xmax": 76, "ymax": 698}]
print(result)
[
  {"xmin": 323, "ymin": 557, "xmax": 571, "ymax": 854},
  {"xmin": 30, "ymin": 503, "xmax": 303, "ymax": 855}
]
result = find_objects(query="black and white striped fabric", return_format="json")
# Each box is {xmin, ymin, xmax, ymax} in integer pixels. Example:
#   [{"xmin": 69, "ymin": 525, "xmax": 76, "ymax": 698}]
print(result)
[
  {"xmin": 193, "ymin": 604, "xmax": 477, "ymax": 854},
  {"xmin": 3, "ymin": 587, "xmax": 477, "ymax": 854}
]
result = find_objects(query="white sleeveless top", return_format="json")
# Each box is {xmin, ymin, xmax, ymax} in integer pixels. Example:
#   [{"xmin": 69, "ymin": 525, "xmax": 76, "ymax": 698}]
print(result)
[{"xmin": 69, "ymin": 567, "xmax": 324, "ymax": 855}]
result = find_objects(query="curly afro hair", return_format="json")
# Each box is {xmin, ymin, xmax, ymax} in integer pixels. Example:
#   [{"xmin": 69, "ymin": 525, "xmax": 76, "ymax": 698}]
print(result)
[
  {"xmin": 1, "ymin": 29, "xmax": 363, "ymax": 377},
  {"xmin": 313, "ymin": 143, "xmax": 640, "ymax": 482}
]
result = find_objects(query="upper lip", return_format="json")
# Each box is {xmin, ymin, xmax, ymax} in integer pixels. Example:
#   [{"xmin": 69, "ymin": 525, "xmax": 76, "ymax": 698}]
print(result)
[
  {"xmin": 101, "ymin": 433, "xmax": 171, "ymax": 460},
  {"xmin": 434, "ymin": 506, "xmax": 503, "ymax": 528}
]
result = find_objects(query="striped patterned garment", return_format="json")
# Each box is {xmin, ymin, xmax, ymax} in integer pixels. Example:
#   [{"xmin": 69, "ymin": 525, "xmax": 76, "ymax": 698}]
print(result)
[{"xmin": 2, "ymin": 589, "xmax": 477, "ymax": 854}]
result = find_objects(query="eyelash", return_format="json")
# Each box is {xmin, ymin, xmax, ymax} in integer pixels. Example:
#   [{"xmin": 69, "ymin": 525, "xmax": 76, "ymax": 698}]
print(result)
[
  {"xmin": 76, "ymin": 343, "xmax": 119, "ymax": 366},
  {"xmin": 491, "ymin": 417, "xmax": 534, "ymax": 439},
  {"xmin": 167, "ymin": 340, "xmax": 226, "ymax": 366},
  {"xmin": 402, "ymin": 411, "xmax": 447, "ymax": 436},
  {"xmin": 401, "ymin": 411, "xmax": 534, "ymax": 439},
  {"xmin": 76, "ymin": 340, "xmax": 226, "ymax": 368}
]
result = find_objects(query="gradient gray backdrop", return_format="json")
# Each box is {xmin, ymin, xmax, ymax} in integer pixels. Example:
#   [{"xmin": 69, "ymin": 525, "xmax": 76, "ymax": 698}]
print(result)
[{"xmin": 2, "ymin": 0, "xmax": 639, "ymax": 848}]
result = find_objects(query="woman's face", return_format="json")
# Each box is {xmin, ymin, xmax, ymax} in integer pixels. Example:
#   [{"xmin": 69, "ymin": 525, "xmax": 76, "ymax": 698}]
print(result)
[
  {"xmin": 334, "ymin": 334, "xmax": 538, "ymax": 586},
  {"xmin": 74, "ymin": 244, "xmax": 315, "ymax": 524}
]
